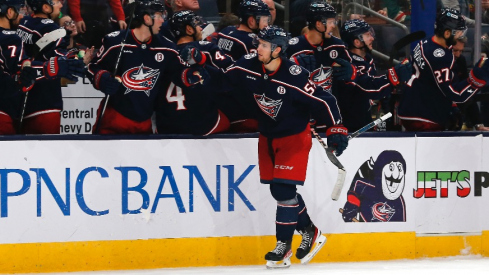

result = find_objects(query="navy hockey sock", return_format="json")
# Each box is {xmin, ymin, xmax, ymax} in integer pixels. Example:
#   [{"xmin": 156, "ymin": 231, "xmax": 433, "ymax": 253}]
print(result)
[
  {"xmin": 275, "ymin": 197, "xmax": 300, "ymax": 241},
  {"xmin": 296, "ymin": 193, "xmax": 311, "ymax": 231}
]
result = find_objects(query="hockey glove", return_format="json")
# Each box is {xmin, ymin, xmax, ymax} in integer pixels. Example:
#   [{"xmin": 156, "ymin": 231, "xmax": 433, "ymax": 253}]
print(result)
[
  {"xmin": 182, "ymin": 67, "xmax": 210, "ymax": 87},
  {"xmin": 388, "ymin": 60, "xmax": 412, "ymax": 86},
  {"xmin": 43, "ymin": 56, "xmax": 85, "ymax": 81},
  {"xmin": 468, "ymin": 58, "xmax": 489, "ymax": 88},
  {"xmin": 291, "ymin": 54, "xmax": 316, "ymax": 72},
  {"xmin": 181, "ymin": 45, "xmax": 206, "ymax": 66},
  {"xmin": 342, "ymin": 191, "xmax": 361, "ymax": 222},
  {"xmin": 16, "ymin": 60, "xmax": 36, "ymax": 92},
  {"xmin": 94, "ymin": 70, "xmax": 122, "ymax": 95},
  {"xmin": 326, "ymin": 124, "xmax": 348, "ymax": 156},
  {"xmin": 332, "ymin": 58, "xmax": 357, "ymax": 81}
]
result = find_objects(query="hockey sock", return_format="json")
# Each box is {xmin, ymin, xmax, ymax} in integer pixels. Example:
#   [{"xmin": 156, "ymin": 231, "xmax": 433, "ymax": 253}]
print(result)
[
  {"xmin": 275, "ymin": 197, "xmax": 300, "ymax": 241},
  {"xmin": 296, "ymin": 193, "xmax": 311, "ymax": 231}
]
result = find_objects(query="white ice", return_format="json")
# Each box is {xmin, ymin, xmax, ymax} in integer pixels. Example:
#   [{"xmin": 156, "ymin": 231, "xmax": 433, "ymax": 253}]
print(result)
[{"xmin": 14, "ymin": 255, "xmax": 489, "ymax": 275}]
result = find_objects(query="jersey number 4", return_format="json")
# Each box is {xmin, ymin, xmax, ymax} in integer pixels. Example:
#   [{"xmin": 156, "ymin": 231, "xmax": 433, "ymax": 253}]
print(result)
[{"xmin": 166, "ymin": 82, "xmax": 187, "ymax": 110}]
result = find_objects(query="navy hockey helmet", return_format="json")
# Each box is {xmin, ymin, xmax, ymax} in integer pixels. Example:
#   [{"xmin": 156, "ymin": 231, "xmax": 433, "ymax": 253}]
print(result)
[
  {"xmin": 254, "ymin": 25, "xmax": 291, "ymax": 54},
  {"xmin": 435, "ymin": 8, "xmax": 467, "ymax": 37},
  {"xmin": 238, "ymin": 0, "xmax": 271, "ymax": 22},
  {"xmin": 133, "ymin": 0, "xmax": 166, "ymax": 21},
  {"xmin": 340, "ymin": 19, "xmax": 374, "ymax": 47},
  {"xmin": 306, "ymin": 1, "xmax": 336, "ymax": 26},
  {"xmin": 0, "ymin": 0, "xmax": 25, "ymax": 15},
  {"xmin": 26, "ymin": 0, "xmax": 53, "ymax": 13},
  {"xmin": 169, "ymin": 10, "xmax": 204, "ymax": 39}
]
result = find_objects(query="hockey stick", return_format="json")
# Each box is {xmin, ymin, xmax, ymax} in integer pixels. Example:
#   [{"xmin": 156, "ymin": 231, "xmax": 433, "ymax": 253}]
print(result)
[
  {"xmin": 313, "ymin": 113, "xmax": 393, "ymax": 201},
  {"xmin": 339, "ymin": 208, "xmax": 360, "ymax": 222},
  {"xmin": 388, "ymin": 31, "xmax": 426, "ymax": 66},
  {"xmin": 93, "ymin": 0, "xmax": 136, "ymax": 134}
]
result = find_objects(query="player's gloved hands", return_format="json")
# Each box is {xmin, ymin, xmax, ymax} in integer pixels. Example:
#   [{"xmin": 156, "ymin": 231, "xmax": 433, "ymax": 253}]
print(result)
[
  {"xmin": 388, "ymin": 60, "xmax": 412, "ymax": 86},
  {"xmin": 468, "ymin": 57, "xmax": 489, "ymax": 88},
  {"xmin": 342, "ymin": 191, "xmax": 361, "ymax": 222},
  {"xmin": 181, "ymin": 45, "xmax": 206, "ymax": 65},
  {"xmin": 291, "ymin": 54, "xmax": 316, "ymax": 72},
  {"xmin": 326, "ymin": 124, "xmax": 348, "ymax": 156},
  {"xmin": 94, "ymin": 70, "xmax": 122, "ymax": 95},
  {"xmin": 17, "ymin": 60, "xmax": 36, "ymax": 92},
  {"xmin": 182, "ymin": 67, "xmax": 210, "ymax": 87},
  {"xmin": 332, "ymin": 58, "xmax": 357, "ymax": 81},
  {"xmin": 43, "ymin": 56, "xmax": 85, "ymax": 81}
]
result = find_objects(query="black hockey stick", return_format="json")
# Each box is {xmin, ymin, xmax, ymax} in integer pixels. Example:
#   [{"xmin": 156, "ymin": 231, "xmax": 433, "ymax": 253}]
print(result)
[
  {"xmin": 388, "ymin": 31, "xmax": 426, "ymax": 66},
  {"xmin": 312, "ymin": 113, "xmax": 392, "ymax": 201},
  {"xmin": 93, "ymin": 0, "xmax": 137, "ymax": 134}
]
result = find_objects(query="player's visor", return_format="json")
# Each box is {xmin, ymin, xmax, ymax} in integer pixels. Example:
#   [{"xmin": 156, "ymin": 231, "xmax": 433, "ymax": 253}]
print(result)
[
  {"xmin": 321, "ymin": 18, "xmax": 337, "ymax": 26},
  {"xmin": 452, "ymin": 27, "xmax": 467, "ymax": 38},
  {"xmin": 256, "ymin": 15, "xmax": 270, "ymax": 26}
]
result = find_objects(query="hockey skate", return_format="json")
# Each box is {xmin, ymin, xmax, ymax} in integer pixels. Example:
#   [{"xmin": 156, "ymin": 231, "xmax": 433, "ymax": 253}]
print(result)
[
  {"xmin": 265, "ymin": 240, "xmax": 292, "ymax": 269},
  {"xmin": 296, "ymin": 222, "xmax": 327, "ymax": 264}
]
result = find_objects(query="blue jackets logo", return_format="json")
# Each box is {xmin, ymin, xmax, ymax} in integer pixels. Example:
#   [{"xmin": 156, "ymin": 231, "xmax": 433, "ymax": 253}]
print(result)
[
  {"xmin": 122, "ymin": 64, "xmax": 160, "ymax": 96},
  {"xmin": 254, "ymin": 93, "xmax": 283, "ymax": 119}
]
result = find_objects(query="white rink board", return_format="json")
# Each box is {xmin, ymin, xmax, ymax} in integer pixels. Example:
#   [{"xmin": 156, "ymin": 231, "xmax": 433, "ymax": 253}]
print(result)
[{"xmin": 0, "ymin": 135, "xmax": 488, "ymax": 245}]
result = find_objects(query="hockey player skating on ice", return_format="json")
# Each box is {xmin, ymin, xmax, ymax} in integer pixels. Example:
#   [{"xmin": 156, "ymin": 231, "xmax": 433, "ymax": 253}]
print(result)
[
  {"xmin": 286, "ymin": 1, "xmax": 355, "ymax": 93},
  {"xmin": 222, "ymin": 25, "xmax": 349, "ymax": 268},
  {"xmin": 87, "ymin": 0, "xmax": 208, "ymax": 134},
  {"xmin": 336, "ymin": 19, "xmax": 412, "ymax": 132},
  {"xmin": 341, "ymin": 150, "xmax": 407, "ymax": 222},
  {"xmin": 398, "ymin": 8, "xmax": 489, "ymax": 131},
  {"xmin": 217, "ymin": 0, "xmax": 270, "ymax": 61}
]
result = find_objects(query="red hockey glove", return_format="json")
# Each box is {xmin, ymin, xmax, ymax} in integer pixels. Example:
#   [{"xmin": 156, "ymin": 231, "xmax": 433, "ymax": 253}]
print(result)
[
  {"xmin": 15, "ymin": 60, "xmax": 36, "ymax": 92},
  {"xmin": 43, "ymin": 56, "xmax": 85, "ymax": 81},
  {"xmin": 468, "ymin": 58, "xmax": 489, "ymax": 88},
  {"xmin": 388, "ymin": 60, "xmax": 412, "ymax": 86},
  {"xmin": 326, "ymin": 124, "xmax": 348, "ymax": 156}
]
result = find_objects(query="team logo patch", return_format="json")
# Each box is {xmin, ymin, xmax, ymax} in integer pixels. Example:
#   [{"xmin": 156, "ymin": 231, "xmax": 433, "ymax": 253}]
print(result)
[
  {"xmin": 121, "ymin": 64, "xmax": 160, "ymax": 96},
  {"xmin": 199, "ymin": 41, "xmax": 210, "ymax": 45},
  {"xmin": 155, "ymin": 52, "xmax": 164, "ymax": 62},
  {"xmin": 352, "ymin": 55, "xmax": 364, "ymax": 61},
  {"xmin": 254, "ymin": 93, "xmax": 283, "ymax": 120},
  {"xmin": 330, "ymin": 50, "xmax": 338, "ymax": 59},
  {"xmin": 248, "ymin": 33, "xmax": 256, "ymax": 38},
  {"xmin": 310, "ymin": 65, "xmax": 333, "ymax": 89},
  {"xmin": 289, "ymin": 65, "xmax": 302, "ymax": 75},
  {"xmin": 277, "ymin": 86, "xmax": 286, "ymax": 94},
  {"xmin": 244, "ymin": 52, "xmax": 257, "ymax": 59},
  {"xmin": 289, "ymin": 37, "xmax": 299, "ymax": 45},
  {"xmin": 41, "ymin": 19, "xmax": 54, "ymax": 24},
  {"xmin": 433, "ymin": 48, "xmax": 445, "ymax": 57},
  {"xmin": 107, "ymin": 31, "xmax": 120, "ymax": 37}
]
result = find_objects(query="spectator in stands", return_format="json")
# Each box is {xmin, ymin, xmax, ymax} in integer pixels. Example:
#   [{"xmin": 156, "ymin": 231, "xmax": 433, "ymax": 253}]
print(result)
[
  {"xmin": 262, "ymin": 0, "xmax": 276, "ymax": 24},
  {"xmin": 68, "ymin": 0, "xmax": 127, "ymax": 48},
  {"xmin": 379, "ymin": 0, "xmax": 410, "ymax": 22},
  {"xmin": 59, "ymin": 15, "xmax": 95, "ymax": 65}
]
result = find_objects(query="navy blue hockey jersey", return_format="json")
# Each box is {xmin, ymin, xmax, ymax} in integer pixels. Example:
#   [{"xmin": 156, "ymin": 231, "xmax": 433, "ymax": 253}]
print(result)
[
  {"xmin": 17, "ymin": 16, "xmax": 69, "ymax": 116},
  {"xmin": 216, "ymin": 26, "xmax": 256, "ymax": 61},
  {"xmin": 286, "ymin": 34, "xmax": 352, "ymax": 93},
  {"xmin": 155, "ymin": 40, "xmax": 234, "ymax": 135},
  {"xmin": 335, "ymin": 53, "xmax": 393, "ymax": 132},
  {"xmin": 87, "ymin": 30, "xmax": 189, "ymax": 122},
  {"xmin": 398, "ymin": 38, "xmax": 480, "ymax": 127},
  {"xmin": 223, "ymin": 54, "xmax": 342, "ymax": 138}
]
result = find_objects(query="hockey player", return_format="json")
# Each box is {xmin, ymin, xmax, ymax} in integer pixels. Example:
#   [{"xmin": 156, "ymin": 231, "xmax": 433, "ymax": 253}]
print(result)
[
  {"xmin": 155, "ymin": 10, "xmax": 233, "ymax": 135},
  {"xmin": 286, "ymin": 1, "xmax": 356, "ymax": 93},
  {"xmin": 87, "ymin": 0, "xmax": 208, "ymax": 134},
  {"xmin": 222, "ymin": 25, "xmax": 348, "ymax": 268},
  {"xmin": 216, "ymin": 0, "xmax": 271, "ymax": 61},
  {"xmin": 337, "ymin": 19, "xmax": 412, "ymax": 132},
  {"xmin": 398, "ymin": 8, "xmax": 489, "ymax": 131},
  {"xmin": 17, "ymin": 0, "xmax": 85, "ymax": 134}
]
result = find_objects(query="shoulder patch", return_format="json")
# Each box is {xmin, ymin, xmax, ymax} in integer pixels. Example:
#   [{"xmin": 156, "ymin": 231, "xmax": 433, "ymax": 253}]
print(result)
[
  {"xmin": 352, "ymin": 55, "xmax": 364, "ymax": 61},
  {"xmin": 248, "ymin": 33, "xmax": 256, "ymax": 38},
  {"xmin": 199, "ymin": 41, "xmax": 211, "ymax": 45},
  {"xmin": 433, "ymin": 48, "xmax": 445, "ymax": 57},
  {"xmin": 289, "ymin": 37, "xmax": 299, "ymax": 45},
  {"xmin": 2, "ymin": 30, "xmax": 16, "ymax": 35},
  {"xmin": 107, "ymin": 31, "xmax": 120, "ymax": 37},
  {"xmin": 289, "ymin": 65, "xmax": 302, "ymax": 75},
  {"xmin": 41, "ymin": 19, "xmax": 54, "ymax": 24},
  {"xmin": 244, "ymin": 52, "xmax": 257, "ymax": 59}
]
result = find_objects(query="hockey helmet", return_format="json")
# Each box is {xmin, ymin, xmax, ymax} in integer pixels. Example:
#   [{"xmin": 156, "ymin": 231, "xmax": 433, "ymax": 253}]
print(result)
[
  {"xmin": 340, "ymin": 19, "xmax": 374, "ymax": 47},
  {"xmin": 0, "ymin": 0, "xmax": 25, "ymax": 15},
  {"xmin": 238, "ymin": 0, "xmax": 271, "ymax": 22},
  {"xmin": 253, "ymin": 25, "xmax": 291, "ymax": 54},
  {"xmin": 169, "ymin": 10, "xmax": 204, "ymax": 39},
  {"xmin": 132, "ymin": 0, "xmax": 166, "ymax": 21},
  {"xmin": 435, "ymin": 8, "xmax": 467, "ymax": 37},
  {"xmin": 26, "ymin": 0, "xmax": 53, "ymax": 13},
  {"xmin": 306, "ymin": 1, "xmax": 336, "ymax": 25}
]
